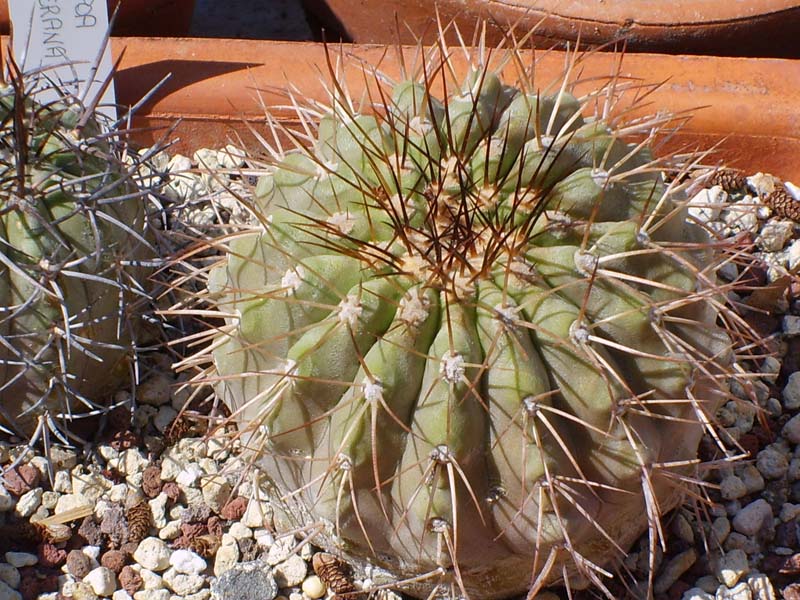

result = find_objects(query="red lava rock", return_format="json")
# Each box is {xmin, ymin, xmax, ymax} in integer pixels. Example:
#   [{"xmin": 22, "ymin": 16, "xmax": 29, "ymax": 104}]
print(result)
[
  {"xmin": 18, "ymin": 570, "xmax": 58, "ymax": 600},
  {"xmin": 752, "ymin": 423, "xmax": 776, "ymax": 446},
  {"xmin": 162, "ymin": 481, "xmax": 181, "ymax": 503},
  {"xmin": 107, "ymin": 406, "xmax": 133, "ymax": 431},
  {"xmin": 776, "ymin": 521, "xmax": 799, "ymax": 548},
  {"xmin": 66, "ymin": 549, "xmax": 92, "ymax": 578},
  {"xmin": 142, "ymin": 464, "xmax": 163, "ymax": 498},
  {"xmin": 77, "ymin": 515, "xmax": 104, "ymax": 547},
  {"xmin": 100, "ymin": 504, "xmax": 129, "ymax": 547},
  {"xmin": 37, "ymin": 543, "xmax": 66, "ymax": 569},
  {"xmin": 780, "ymin": 553, "xmax": 800, "ymax": 575},
  {"xmin": 738, "ymin": 433, "xmax": 760, "ymax": 457},
  {"xmin": 735, "ymin": 262, "xmax": 768, "ymax": 293},
  {"xmin": 119, "ymin": 542, "xmax": 139, "ymax": 558},
  {"xmin": 744, "ymin": 311, "xmax": 779, "ymax": 339},
  {"xmin": 180, "ymin": 522, "xmax": 207, "ymax": 539},
  {"xmin": 668, "ymin": 580, "xmax": 691, "ymax": 600},
  {"xmin": 760, "ymin": 553, "xmax": 786, "ymax": 574},
  {"xmin": 119, "ymin": 565, "xmax": 143, "ymax": 595},
  {"xmin": 220, "ymin": 496, "xmax": 247, "ymax": 521},
  {"xmin": 110, "ymin": 430, "xmax": 139, "ymax": 451},
  {"xmin": 4, "ymin": 465, "xmax": 41, "ymax": 496},
  {"xmin": 101, "ymin": 549, "xmax": 128, "ymax": 573},
  {"xmin": 181, "ymin": 503, "xmax": 213, "ymax": 523},
  {"xmin": 237, "ymin": 537, "xmax": 259, "ymax": 562},
  {"xmin": 784, "ymin": 583, "xmax": 800, "ymax": 600},
  {"xmin": 784, "ymin": 339, "xmax": 800, "ymax": 378},
  {"xmin": 207, "ymin": 516, "xmax": 224, "ymax": 538}
]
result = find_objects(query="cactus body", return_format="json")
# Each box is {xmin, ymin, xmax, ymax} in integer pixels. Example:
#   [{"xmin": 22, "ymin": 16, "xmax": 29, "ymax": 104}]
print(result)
[
  {"xmin": 203, "ymin": 49, "xmax": 739, "ymax": 598},
  {"xmin": 0, "ymin": 82, "xmax": 157, "ymax": 439}
]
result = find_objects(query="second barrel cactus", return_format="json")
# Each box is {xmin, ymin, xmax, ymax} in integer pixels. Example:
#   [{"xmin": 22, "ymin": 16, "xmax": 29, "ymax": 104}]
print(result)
[
  {"xmin": 196, "ymin": 43, "xmax": 742, "ymax": 598},
  {"xmin": 0, "ymin": 75, "xmax": 160, "ymax": 442}
]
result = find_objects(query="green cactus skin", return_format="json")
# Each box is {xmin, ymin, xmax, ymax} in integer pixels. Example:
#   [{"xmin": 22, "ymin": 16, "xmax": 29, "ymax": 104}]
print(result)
[
  {"xmin": 0, "ymin": 78, "xmax": 158, "ymax": 441},
  {"xmin": 199, "ymin": 45, "xmax": 743, "ymax": 599}
]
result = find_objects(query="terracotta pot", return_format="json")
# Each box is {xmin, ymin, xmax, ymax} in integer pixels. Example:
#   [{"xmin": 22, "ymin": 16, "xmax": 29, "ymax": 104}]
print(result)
[
  {"xmin": 103, "ymin": 37, "xmax": 800, "ymax": 183},
  {"xmin": 302, "ymin": 0, "xmax": 800, "ymax": 58},
  {"xmin": 0, "ymin": 0, "xmax": 195, "ymax": 37}
]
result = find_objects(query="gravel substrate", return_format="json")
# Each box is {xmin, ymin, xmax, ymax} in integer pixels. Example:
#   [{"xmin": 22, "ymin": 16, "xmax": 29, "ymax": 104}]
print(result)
[{"xmin": 1, "ymin": 149, "xmax": 800, "ymax": 600}]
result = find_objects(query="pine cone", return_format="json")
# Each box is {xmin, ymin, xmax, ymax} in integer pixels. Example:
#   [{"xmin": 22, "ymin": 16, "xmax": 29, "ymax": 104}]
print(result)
[
  {"xmin": 312, "ymin": 553, "xmax": 359, "ymax": 598},
  {"xmin": 125, "ymin": 502, "xmax": 152, "ymax": 545},
  {"xmin": 763, "ymin": 188, "xmax": 800, "ymax": 221},
  {"xmin": 709, "ymin": 169, "xmax": 746, "ymax": 192}
]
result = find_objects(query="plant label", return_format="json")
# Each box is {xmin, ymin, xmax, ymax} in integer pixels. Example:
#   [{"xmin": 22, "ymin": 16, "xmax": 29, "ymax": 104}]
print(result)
[{"xmin": 8, "ymin": 0, "xmax": 117, "ymax": 120}]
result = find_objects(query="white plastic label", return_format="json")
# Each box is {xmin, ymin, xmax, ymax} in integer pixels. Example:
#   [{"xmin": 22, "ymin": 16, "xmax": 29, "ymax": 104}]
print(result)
[{"xmin": 8, "ymin": 0, "xmax": 117, "ymax": 119}]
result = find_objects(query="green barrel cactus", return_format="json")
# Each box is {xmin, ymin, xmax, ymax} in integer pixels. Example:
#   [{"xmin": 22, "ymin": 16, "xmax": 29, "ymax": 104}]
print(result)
[
  {"xmin": 199, "ymin": 46, "xmax": 739, "ymax": 598},
  {"xmin": 0, "ymin": 77, "xmax": 159, "ymax": 441}
]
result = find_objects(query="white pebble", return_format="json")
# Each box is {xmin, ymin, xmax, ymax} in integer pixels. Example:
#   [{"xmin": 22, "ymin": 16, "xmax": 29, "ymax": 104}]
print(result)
[
  {"xmin": 723, "ymin": 200, "xmax": 759, "ymax": 233},
  {"xmin": 739, "ymin": 465, "xmax": 765, "ymax": 494},
  {"xmin": 82, "ymin": 545, "xmax": 101, "ymax": 563},
  {"xmin": 176, "ymin": 464, "xmax": 204, "ymax": 489},
  {"xmin": 747, "ymin": 172, "xmax": 778, "ymax": 196},
  {"xmin": 55, "ymin": 493, "xmax": 94, "ymax": 515},
  {"xmin": 654, "ymin": 548, "xmax": 697, "ymax": 594},
  {"xmin": 779, "ymin": 503, "xmax": 800, "ymax": 522},
  {"xmin": 162, "ymin": 567, "xmax": 205, "ymax": 595},
  {"xmin": 783, "ymin": 414, "xmax": 800, "ymax": 444},
  {"xmin": 714, "ymin": 549, "xmax": 749, "ymax": 587},
  {"xmin": 302, "ymin": 575, "xmax": 326, "ymax": 599},
  {"xmin": 169, "ymin": 549, "xmax": 207, "ymax": 575},
  {"xmin": 228, "ymin": 522, "xmax": 252, "ymax": 540},
  {"xmin": 758, "ymin": 220, "xmax": 794, "ymax": 252},
  {"xmin": 112, "ymin": 591, "xmax": 133, "ymax": 600},
  {"xmin": 746, "ymin": 572, "xmax": 776, "ymax": 600},
  {"xmin": 159, "ymin": 449, "xmax": 185, "ymax": 482},
  {"xmin": 41, "ymin": 491, "xmax": 61, "ymax": 510},
  {"xmin": 14, "ymin": 487, "xmax": 42, "ymax": 518},
  {"xmin": 783, "ymin": 315, "xmax": 800, "ymax": 337},
  {"xmin": 154, "ymin": 406, "xmax": 179, "ymax": 434},
  {"xmin": 71, "ymin": 467, "xmax": 112, "ymax": 503},
  {"xmin": 266, "ymin": 536, "xmax": 295, "ymax": 565},
  {"xmin": 4, "ymin": 552, "xmax": 37, "ymax": 568},
  {"xmin": 786, "ymin": 180, "xmax": 800, "ymax": 200},
  {"xmin": 710, "ymin": 517, "xmax": 731, "ymax": 545},
  {"xmin": 715, "ymin": 581, "xmax": 753, "ymax": 600},
  {"xmin": 200, "ymin": 475, "xmax": 231, "ymax": 513},
  {"xmin": 135, "ymin": 590, "xmax": 170, "ymax": 600},
  {"xmin": 133, "ymin": 566, "xmax": 164, "ymax": 590},
  {"xmin": 138, "ymin": 374, "xmax": 173, "ymax": 407},
  {"xmin": 0, "ymin": 563, "xmax": 20, "ymax": 588},
  {"xmin": 149, "ymin": 493, "xmax": 169, "ymax": 529},
  {"xmin": 688, "ymin": 186, "xmax": 726, "ymax": 223},
  {"xmin": 0, "ymin": 580, "xmax": 20, "ymax": 600},
  {"xmin": 159, "ymin": 519, "xmax": 182, "ymax": 541},
  {"xmin": 273, "ymin": 554, "xmax": 308, "ymax": 587},
  {"xmin": 133, "ymin": 537, "xmax": 172, "ymax": 572},
  {"xmin": 0, "ymin": 486, "xmax": 14, "ymax": 512},
  {"xmin": 720, "ymin": 476, "xmax": 747, "ymax": 501},
  {"xmin": 213, "ymin": 542, "xmax": 239, "ymax": 577},
  {"xmin": 83, "ymin": 566, "xmax": 117, "ymax": 596},
  {"xmin": 756, "ymin": 446, "xmax": 789, "ymax": 479},
  {"xmin": 732, "ymin": 499, "xmax": 773, "ymax": 537},
  {"xmin": 782, "ymin": 372, "xmax": 800, "ymax": 410},
  {"xmin": 109, "ymin": 483, "xmax": 129, "ymax": 504},
  {"xmin": 241, "ymin": 499, "xmax": 269, "ymax": 528},
  {"xmin": 788, "ymin": 239, "xmax": 800, "ymax": 271},
  {"xmin": 254, "ymin": 529, "xmax": 274, "ymax": 549}
]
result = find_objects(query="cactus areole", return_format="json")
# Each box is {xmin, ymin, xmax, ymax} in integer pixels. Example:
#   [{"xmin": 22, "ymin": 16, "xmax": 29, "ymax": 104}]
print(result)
[{"xmin": 205, "ymin": 47, "xmax": 737, "ymax": 598}]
